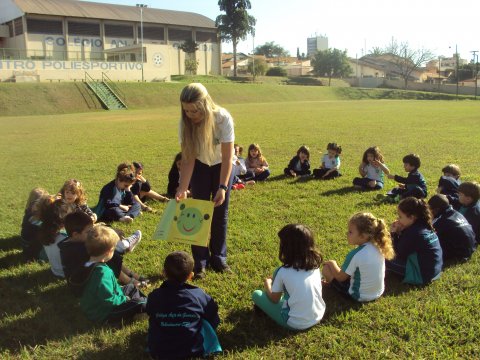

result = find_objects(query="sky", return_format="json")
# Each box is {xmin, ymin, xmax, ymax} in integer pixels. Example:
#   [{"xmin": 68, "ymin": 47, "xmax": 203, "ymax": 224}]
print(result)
[{"xmin": 85, "ymin": 0, "xmax": 480, "ymax": 61}]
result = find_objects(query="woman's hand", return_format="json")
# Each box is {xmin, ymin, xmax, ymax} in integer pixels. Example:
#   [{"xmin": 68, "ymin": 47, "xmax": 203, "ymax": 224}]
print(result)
[
  {"xmin": 175, "ymin": 189, "xmax": 189, "ymax": 202},
  {"xmin": 213, "ymin": 188, "xmax": 226, "ymax": 207}
]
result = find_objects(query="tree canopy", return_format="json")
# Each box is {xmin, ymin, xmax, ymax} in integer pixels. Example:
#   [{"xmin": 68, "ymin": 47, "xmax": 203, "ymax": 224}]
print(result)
[
  {"xmin": 254, "ymin": 41, "xmax": 289, "ymax": 58},
  {"xmin": 311, "ymin": 48, "xmax": 351, "ymax": 85},
  {"xmin": 216, "ymin": 0, "xmax": 256, "ymax": 76}
]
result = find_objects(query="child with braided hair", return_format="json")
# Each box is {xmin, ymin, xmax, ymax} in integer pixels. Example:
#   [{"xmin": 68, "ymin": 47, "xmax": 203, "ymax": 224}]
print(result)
[{"xmin": 322, "ymin": 212, "xmax": 395, "ymax": 302}]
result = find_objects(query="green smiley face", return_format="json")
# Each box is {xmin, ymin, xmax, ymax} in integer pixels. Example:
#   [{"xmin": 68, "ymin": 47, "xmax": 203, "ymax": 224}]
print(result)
[{"xmin": 174, "ymin": 204, "xmax": 210, "ymax": 236}]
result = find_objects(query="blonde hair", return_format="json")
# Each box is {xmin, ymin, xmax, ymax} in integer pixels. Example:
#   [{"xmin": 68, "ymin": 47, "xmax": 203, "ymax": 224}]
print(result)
[
  {"xmin": 86, "ymin": 225, "xmax": 119, "ymax": 257},
  {"xmin": 180, "ymin": 83, "xmax": 218, "ymax": 162},
  {"xmin": 349, "ymin": 212, "xmax": 395, "ymax": 260},
  {"xmin": 59, "ymin": 179, "xmax": 86, "ymax": 205},
  {"xmin": 247, "ymin": 143, "xmax": 266, "ymax": 163}
]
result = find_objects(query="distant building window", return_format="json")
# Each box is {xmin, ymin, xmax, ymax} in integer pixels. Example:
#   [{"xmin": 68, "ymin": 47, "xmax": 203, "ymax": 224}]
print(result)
[
  {"xmin": 168, "ymin": 28, "xmax": 191, "ymax": 42},
  {"xmin": 27, "ymin": 19, "xmax": 63, "ymax": 35},
  {"xmin": 196, "ymin": 31, "xmax": 216, "ymax": 43},
  {"xmin": 138, "ymin": 25, "xmax": 164, "ymax": 41},
  {"xmin": 14, "ymin": 17, "xmax": 23, "ymax": 36},
  {"xmin": 68, "ymin": 21, "xmax": 100, "ymax": 36},
  {"xmin": 105, "ymin": 24, "xmax": 133, "ymax": 38}
]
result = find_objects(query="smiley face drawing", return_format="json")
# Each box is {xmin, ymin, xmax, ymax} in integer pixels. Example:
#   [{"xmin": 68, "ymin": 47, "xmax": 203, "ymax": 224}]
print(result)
[{"xmin": 174, "ymin": 204, "xmax": 210, "ymax": 236}]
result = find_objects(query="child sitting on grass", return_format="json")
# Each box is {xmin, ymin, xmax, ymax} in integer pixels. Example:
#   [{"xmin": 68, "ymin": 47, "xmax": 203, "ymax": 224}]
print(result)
[
  {"xmin": 245, "ymin": 143, "xmax": 270, "ymax": 181},
  {"xmin": 386, "ymin": 197, "xmax": 443, "ymax": 285},
  {"xmin": 451, "ymin": 182, "xmax": 480, "ymax": 244},
  {"xmin": 78, "ymin": 225, "xmax": 147, "ymax": 323},
  {"xmin": 252, "ymin": 224, "xmax": 325, "ymax": 330},
  {"xmin": 437, "ymin": 164, "xmax": 461, "ymax": 202},
  {"xmin": 147, "ymin": 251, "xmax": 221, "ymax": 359},
  {"xmin": 21, "ymin": 187, "xmax": 49, "ymax": 261},
  {"xmin": 284, "ymin": 145, "xmax": 311, "ymax": 177},
  {"xmin": 384, "ymin": 154, "xmax": 427, "ymax": 202},
  {"xmin": 94, "ymin": 162, "xmax": 141, "ymax": 223},
  {"xmin": 59, "ymin": 212, "xmax": 145, "ymax": 291},
  {"xmin": 58, "ymin": 179, "xmax": 97, "ymax": 222},
  {"xmin": 313, "ymin": 142, "xmax": 342, "ymax": 179},
  {"xmin": 353, "ymin": 146, "xmax": 390, "ymax": 190},
  {"xmin": 322, "ymin": 212, "xmax": 394, "ymax": 302},
  {"xmin": 131, "ymin": 161, "xmax": 169, "ymax": 213},
  {"xmin": 428, "ymin": 194, "xmax": 476, "ymax": 262}
]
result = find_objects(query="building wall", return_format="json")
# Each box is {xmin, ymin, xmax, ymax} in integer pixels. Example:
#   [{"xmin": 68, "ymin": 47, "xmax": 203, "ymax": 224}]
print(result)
[{"xmin": 347, "ymin": 60, "xmax": 385, "ymax": 78}]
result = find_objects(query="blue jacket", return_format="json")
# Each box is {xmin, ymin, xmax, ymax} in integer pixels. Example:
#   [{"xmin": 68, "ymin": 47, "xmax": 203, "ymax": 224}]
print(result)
[
  {"xmin": 393, "ymin": 221, "xmax": 443, "ymax": 285},
  {"xmin": 92, "ymin": 180, "xmax": 135, "ymax": 218},
  {"xmin": 432, "ymin": 206, "xmax": 476, "ymax": 261},
  {"xmin": 394, "ymin": 170, "xmax": 427, "ymax": 197},
  {"xmin": 438, "ymin": 176, "xmax": 460, "ymax": 201},
  {"xmin": 146, "ymin": 280, "xmax": 220, "ymax": 359}
]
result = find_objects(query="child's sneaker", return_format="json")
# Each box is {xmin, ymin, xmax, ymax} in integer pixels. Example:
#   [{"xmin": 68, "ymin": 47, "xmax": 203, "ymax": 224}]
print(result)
[
  {"xmin": 119, "ymin": 216, "xmax": 133, "ymax": 223},
  {"xmin": 246, "ymin": 180, "xmax": 255, "ymax": 185},
  {"xmin": 125, "ymin": 230, "xmax": 142, "ymax": 252},
  {"xmin": 231, "ymin": 184, "xmax": 239, "ymax": 190},
  {"xmin": 236, "ymin": 184, "xmax": 245, "ymax": 190}
]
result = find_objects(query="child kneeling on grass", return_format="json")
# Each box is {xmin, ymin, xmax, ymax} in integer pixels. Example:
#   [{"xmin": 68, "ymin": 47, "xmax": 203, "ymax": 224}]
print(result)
[
  {"xmin": 386, "ymin": 197, "xmax": 443, "ymax": 285},
  {"xmin": 322, "ymin": 212, "xmax": 395, "ymax": 302},
  {"xmin": 147, "ymin": 251, "xmax": 221, "ymax": 359},
  {"xmin": 252, "ymin": 224, "xmax": 326, "ymax": 330},
  {"xmin": 77, "ymin": 225, "xmax": 147, "ymax": 323}
]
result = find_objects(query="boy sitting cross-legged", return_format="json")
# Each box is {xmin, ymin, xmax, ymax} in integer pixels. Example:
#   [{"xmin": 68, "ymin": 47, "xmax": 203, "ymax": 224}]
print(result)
[
  {"xmin": 146, "ymin": 251, "xmax": 222, "ymax": 359},
  {"xmin": 75, "ymin": 225, "xmax": 147, "ymax": 323}
]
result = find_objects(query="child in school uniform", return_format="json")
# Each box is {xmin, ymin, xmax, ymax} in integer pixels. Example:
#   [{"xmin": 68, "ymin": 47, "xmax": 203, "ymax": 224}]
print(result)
[
  {"xmin": 322, "ymin": 212, "xmax": 395, "ymax": 302},
  {"xmin": 284, "ymin": 145, "xmax": 311, "ymax": 177},
  {"xmin": 353, "ymin": 146, "xmax": 390, "ymax": 190},
  {"xmin": 77, "ymin": 225, "xmax": 147, "ymax": 323},
  {"xmin": 386, "ymin": 197, "xmax": 443, "ymax": 285},
  {"xmin": 437, "ymin": 164, "xmax": 461, "ymax": 202},
  {"xmin": 313, "ymin": 142, "xmax": 342, "ymax": 179},
  {"xmin": 147, "ymin": 251, "xmax": 221, "ymax": 359},
  {"xmin": 451, "ymin": 182, "xmax": 480, "ymax": 244},
  {"xmin": 93, "ymin": 162, "xmax": 141, "ymax": 223},
  {"xmin": 58, "ymin": 179, "xmax": 97, "ymax": 222},
  {"xmin": 59, "ymin": 212, "xmax": 145, "ymax": 291},
  {"xmin": 131, "ymin": 161, "xmax": 169, "ymax": 213},
  {"xmin": 386, "ymin": 154, "xmax": 427, "ymax": 201},
  {"xmin": 252, "ymin": 224, "xmax": 326, "ymax": 330},
  {"xmin": 245, "ymin": 143, "xmax": 270, "ymax": 182},
  {"xmin": 428, "ymin": 194, "xmax": 476, "ymax": 262},
  {"xmin": 21, "ymin": 187, "xmax": 49, "ymax": 261}
]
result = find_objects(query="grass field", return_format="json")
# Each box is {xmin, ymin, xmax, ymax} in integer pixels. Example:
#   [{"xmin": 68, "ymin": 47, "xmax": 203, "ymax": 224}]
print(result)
[{"xmin": 1, "ymin": 92, "xmax": 480, "ymax": 359}]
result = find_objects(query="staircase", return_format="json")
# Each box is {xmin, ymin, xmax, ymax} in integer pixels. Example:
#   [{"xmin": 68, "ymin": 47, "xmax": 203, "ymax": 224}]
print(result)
[{"xmin": 85, "ymin": 72, "xmax": 127, "ymax": 110}]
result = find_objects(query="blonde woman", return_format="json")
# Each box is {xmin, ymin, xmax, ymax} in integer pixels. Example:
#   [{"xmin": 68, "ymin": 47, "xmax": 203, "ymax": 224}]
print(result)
[{"xmin": 176, "ymin": 83, "xmax": 234, "ymax": 279}]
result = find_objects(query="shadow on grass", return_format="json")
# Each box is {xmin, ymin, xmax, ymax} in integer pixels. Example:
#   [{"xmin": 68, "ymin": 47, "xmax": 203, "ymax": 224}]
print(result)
[
  {"xmin": 321, "ymin": 186, "xmax": 360, "ymax": 197},
  {"xmin": 0, "ymin": 251, "xmax": 25, "ymax": 269},
  {"xmin": 219, "ymin": 307, "xmax": 295, "ymax": 353},
  {"xmin": 264, "ymin": 174, "xmax": 288, "ymax": 182},
  {"xmin": 0, "ymin": 236, "xmax": 22, "ymax": 252}
]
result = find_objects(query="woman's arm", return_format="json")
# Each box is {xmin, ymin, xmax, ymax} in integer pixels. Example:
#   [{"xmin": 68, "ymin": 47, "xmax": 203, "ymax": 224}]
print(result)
[
  {"xmin": 213, "ymin": 142, "xmax": 234, "ymax": 207},
  {"xmin": 176, "ymin": 155, "xmax": 195, "ymax": 201}
]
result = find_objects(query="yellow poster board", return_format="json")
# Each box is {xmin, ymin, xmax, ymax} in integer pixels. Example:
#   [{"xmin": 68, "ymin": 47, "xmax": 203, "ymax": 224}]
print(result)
[{"xmin": 152, "ymin": 199, "xmax": 214, "ymax": 247}]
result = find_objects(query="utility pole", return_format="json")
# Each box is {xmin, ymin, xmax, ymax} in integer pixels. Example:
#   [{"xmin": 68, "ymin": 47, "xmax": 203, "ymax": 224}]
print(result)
[
  {"xmin": 471, "ymin": 50, "xmax": 478, "ymax": 100},
  {"xmin": 136, "ymin": 4, "xmax": 147, "ymax": 82}
]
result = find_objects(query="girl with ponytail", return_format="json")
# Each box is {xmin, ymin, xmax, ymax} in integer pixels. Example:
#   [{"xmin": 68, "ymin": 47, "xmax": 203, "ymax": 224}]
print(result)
[
  {"xmin": 386, "ymin": 197, "xmax": 443, "ymax": 285},
  {"xmin": 322, "ymin": 212, "xmax": 394, "ymax": 302}
]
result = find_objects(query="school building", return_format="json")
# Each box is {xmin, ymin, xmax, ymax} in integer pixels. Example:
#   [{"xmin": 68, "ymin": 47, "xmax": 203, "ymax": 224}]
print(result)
[{"xmin": 0, "ymin": 0, "xmax": 221, "ymax": 82}]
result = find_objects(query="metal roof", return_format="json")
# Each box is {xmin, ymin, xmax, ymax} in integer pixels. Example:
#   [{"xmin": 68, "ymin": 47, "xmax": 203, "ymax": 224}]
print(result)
[{"xmin": 11, "ymin": 0, "xmax": 216, "ymax": 29}]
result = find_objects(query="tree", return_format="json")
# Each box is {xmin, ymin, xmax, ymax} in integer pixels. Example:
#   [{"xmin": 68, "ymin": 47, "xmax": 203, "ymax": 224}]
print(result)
[
  {"xmin": 216, "ymin": 0, "xmax": 256, "ymax": 77},
  {"xmin": 180, "ymin": 39, "xmax": 199, "ymax": 75},
  {"xmin": 254, "ymin": 41, "xmax": 289, "ymax": 58},
  {"xmin": 247, "ymin": 57, "xmax": 267, "ymax": 77},
  {"xmin": 368, "ymin": 46, "xmax": 384, "ymax": 56},
  {"xmin": 384, "ymin": 39, "xmax": 434, "ymax": 89},
  {"xmin": 311, "ymin": 48, "xmax": 351, "ymax": 86},
  {"xmin": 266, "ymin": 67, "xmax": 287, "ymax": 76}
]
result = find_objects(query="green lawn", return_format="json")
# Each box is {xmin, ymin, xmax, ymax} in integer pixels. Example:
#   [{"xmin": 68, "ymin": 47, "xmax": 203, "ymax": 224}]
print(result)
[{"xmin": 1, "ymin": 98, "xmax": 479, "ymax": 359}]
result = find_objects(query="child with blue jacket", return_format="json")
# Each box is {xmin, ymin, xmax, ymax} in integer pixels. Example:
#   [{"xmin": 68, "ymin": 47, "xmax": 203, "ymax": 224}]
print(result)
[
  {"xmin": 437, "ymin": 164, "xmax": 461, "ymax": 202},
  {"xmin": 428, "ymin": 194, "xmax": 476, "ymax": 261},
  {"xmin": 386, "ymin": 197, "xmax": 443, "ymax": 285},
  {"xmin": 451, "ymin": 182, "xmax": 480, "ymax": 244},
  {"xmin": 386, "ymin": 154, "xmax": 427, "ymax": 200},
  {"xmin": 147, "ymin": 251, "xmax": 221, "ymax": 359},
  {"xmin": 284, "ymin": 145, "xmax": 311, "ymax": 177},
  {"xmin": 94, "ymin": 163, "xmax": 141, "ymax": 223}
]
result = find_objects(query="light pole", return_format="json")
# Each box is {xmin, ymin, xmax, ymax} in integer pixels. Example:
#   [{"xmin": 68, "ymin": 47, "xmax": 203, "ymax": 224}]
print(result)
[
  {"xmin": 455, "ymin": 44, "xmax": 459, "ymax": 98},
  {"xmin": 136, "ymin": 4, "xmax": 147, "ymax": 82},
  {"xmin": 251, "ymin": 30, "xmax": 255, "ymax": 81}
]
